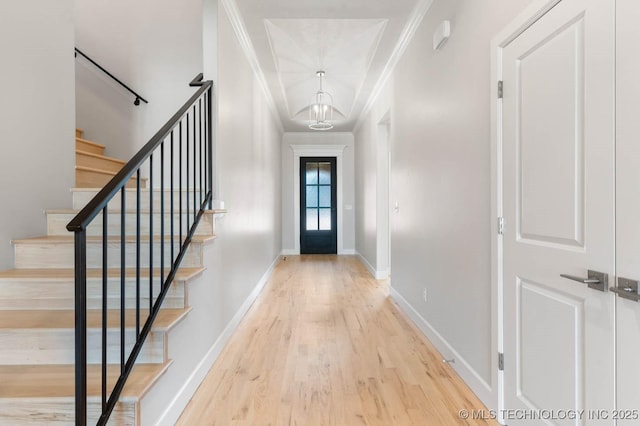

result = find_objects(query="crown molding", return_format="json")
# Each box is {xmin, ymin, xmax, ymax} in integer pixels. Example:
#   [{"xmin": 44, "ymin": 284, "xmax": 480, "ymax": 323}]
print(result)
[
  {"xmin": 289, "ymin": 144, "xmax": 347, "ymax": 153},
  {"xmin": 220, "ymin": 0, "xmax": 284, "ymax": 132},
  {"xmin": 354, "ymin": 0, "xmax": 435, "ymax": 132}
]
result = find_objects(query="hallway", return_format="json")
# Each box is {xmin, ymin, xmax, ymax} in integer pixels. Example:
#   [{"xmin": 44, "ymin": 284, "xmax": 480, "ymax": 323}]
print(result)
[{"xmin": 177, "ymin": 255, "xmax": 495, "ymax": 425}]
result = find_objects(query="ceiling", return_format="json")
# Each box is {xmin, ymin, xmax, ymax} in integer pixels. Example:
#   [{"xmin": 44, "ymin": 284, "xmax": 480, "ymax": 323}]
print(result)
[{"xmin": 230, "ymin": 0, "xmax": 429, "ymax": 132}]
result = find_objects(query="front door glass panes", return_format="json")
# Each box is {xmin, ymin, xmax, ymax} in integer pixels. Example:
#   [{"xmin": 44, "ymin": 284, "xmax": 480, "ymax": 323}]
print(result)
[{"xmin": 305, "ymin": 162, "xmax": 332, "ymax": 231}]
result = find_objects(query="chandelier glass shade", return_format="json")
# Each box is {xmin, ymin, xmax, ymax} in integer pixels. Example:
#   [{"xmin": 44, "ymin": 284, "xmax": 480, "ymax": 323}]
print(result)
[{"xmin": 308, "ymin": 71, "xmax": 333, "ymax": 130}]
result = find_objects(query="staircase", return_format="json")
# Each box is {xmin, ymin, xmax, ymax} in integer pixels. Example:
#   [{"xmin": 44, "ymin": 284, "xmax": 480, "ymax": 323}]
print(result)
[
  {"xmin": 75, "ymin": 129, "xmax": 143, "ymax": 189},
  {"xmin": 0, "ymin": 130, "xmax": 218, "ymax": 425}
]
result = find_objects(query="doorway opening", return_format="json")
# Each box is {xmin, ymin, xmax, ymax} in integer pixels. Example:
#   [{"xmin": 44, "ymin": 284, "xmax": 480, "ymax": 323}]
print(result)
[{"xmin": 377, "ymin": 115, "xmax": 391, "ymax": 278}]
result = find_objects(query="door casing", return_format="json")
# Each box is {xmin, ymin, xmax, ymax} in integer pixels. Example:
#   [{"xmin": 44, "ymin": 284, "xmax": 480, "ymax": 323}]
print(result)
[{"xmin": 290, "ymin": 144, "xmax": 347, "ymax": 255}]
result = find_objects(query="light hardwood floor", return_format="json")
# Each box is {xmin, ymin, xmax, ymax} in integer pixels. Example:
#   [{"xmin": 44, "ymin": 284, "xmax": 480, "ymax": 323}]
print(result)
[{"xmin": 177, "ymin": 255, "xmax": 497, "ymax": 425}]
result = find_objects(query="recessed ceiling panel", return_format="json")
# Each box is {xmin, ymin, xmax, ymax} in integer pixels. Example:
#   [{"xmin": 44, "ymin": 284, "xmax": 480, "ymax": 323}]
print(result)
[{"xmin": 265, "ymin": 19, "xmax": 387, "ymax": 122}]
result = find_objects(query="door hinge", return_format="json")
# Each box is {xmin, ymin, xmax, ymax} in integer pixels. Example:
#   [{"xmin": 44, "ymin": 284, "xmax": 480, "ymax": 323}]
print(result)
[
  {"xmin": 498, "ymin": 352, "xmax": 504, "ymax": 371},
  {"xmin": 498, "ymin": 217, "xmax": 505, "ymax": 235},
  {"xmin": 498, "ymin": 80, "xmax": 503, "ymax": 99}
]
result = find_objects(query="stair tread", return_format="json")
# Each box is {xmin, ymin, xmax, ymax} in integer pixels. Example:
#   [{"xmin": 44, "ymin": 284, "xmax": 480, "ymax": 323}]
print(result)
[
  {"xmin": 0, "ymin": 267, "xmax": 205, "ymax": 281},
  {"xmin": 0, "ymin": 307, "xmax": 191, "ymax": 330},
  {"xmin": 75, "ymin": 165, "xmax": 148, "ymax": 183},
  {"xmin": 46, "ymin": 208, "xmax": 222, "ymax": 215},
  {"xmin": 12, "ymin": 234, "xmax": 216, "ymax": 245},
  {"xmin": 76, "ymin": 149, "xmax": 126, "ymax": 164},
  {"xmin": 0, "ymin": 362, "xmax": 171, "ymax": 399},
  {"xmin": 75, "ymin": 165, "xmax": 125, "ymax": 175},
  {"xmin": 75, "ymin": 137, "xmax": 105, "ymax": 149}
]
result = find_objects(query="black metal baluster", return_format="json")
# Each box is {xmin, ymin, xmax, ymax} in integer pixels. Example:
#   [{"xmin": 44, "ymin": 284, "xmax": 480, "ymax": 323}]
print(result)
[
  {"xmin": 74, "ymin": 229, "xmax": 88, "ymax": 426},
  {"xmin": 186, "ymin": 112, "xmax": 190, "ymax": 234},
  {"xmin": 149, "ymin": 154, "xmax": 154, "ymax": 312},
  {"xmin": 207, "ymin": 88, "xmax": 213, "ymax": 208},
  {"xmin": 171, "ymin": 131, "xmax": 175, "ymax": 265},
  {"xmin": 179, "ymin": 121, "xmax": 183, "ymax": 250},
  {"xmin": 193, "ymin": 104, "xmax": 197, "ymax": 221},
  {"xmin": 102, "ymin": 206, "xmax": 108, "ymax": 412},
  {"xmin": 136, "ymin": 171, "xmax": 141, "ymax": 338},
  {"xmin": 161, "ymin": 142, "xmax": 165, "ymax": 290},
  {"xmin": 198, "ymin": 98, "xmax": 203, "ymax": 206},
  {"xmin": 120, "ymin": 188, "xmax": 126, "ymax": 374},
  {"xmin": 203, "ymin": 92, "xmax": 208, "ymax": 206}
]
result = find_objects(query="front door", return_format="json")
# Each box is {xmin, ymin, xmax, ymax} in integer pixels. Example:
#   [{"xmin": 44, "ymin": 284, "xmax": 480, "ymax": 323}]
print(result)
[
  {"xmin": 300, "ymin": 157, "xmax": 337, "ymax": 254},
  {"xmin": 501, "ymin": 0, "xmax": 615, "ymax": 423}
]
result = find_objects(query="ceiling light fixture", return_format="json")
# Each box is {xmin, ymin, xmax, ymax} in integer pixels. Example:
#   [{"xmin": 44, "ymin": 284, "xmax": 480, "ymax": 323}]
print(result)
[{"xmin": 309, "ymin": 71, "xmax": 333, "ymax": 130}]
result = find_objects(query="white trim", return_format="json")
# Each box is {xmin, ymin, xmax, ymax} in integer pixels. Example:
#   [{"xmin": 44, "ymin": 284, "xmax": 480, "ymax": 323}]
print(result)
[
  {"xmin": 490, "ymin": 23, "xmax": 505, "ymax": 426},
  {"xmin": 492, "ymin": 0, "xmax": 562, "ymax": 49},
  {"xmin": 281, "ymin": 249, "xmax": 298, "ymax": 256},
  {"xmin": 155, "ymin": 255, "xmax": 281, "ymax": 426},
  {"xmin": 290, "ymin": 144, "xmax": 347, "ymax": 255},
  {"xmin": 490, "ymin": 1, "xmax": 563, "ymax": 423},
  {"xmin": 354, "ymin": 0, "xmax": 435, "ymax": 132},
  {"xmin": 389, "ymin": 286, "xmax": 493, "ymax": 406},
  {"xmin": 220, "ymin": 0, "xmax": 284, "ymax": 132},
  {"xmin": 340, "ymin": 249, "xmax": 357, "ymax": 255},
  {"xmin": 357, "ymin": 252, "xmax": 389, "ymax": 280}
]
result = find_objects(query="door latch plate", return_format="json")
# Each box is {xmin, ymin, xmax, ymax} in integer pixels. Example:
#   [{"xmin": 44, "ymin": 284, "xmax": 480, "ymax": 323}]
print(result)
[{"xmin": 611, "ymin": 277, "xmax": 640, "ymax": 302}]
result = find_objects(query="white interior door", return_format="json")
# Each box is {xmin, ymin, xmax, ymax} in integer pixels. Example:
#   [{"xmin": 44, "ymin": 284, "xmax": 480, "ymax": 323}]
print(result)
[
  {"xmin": 615, "ymin": 1, "xmax": 640, "ymax": 424},
  {"xmin": 501, "ymin": 0, "xmax": 615, "ymax": 424}
]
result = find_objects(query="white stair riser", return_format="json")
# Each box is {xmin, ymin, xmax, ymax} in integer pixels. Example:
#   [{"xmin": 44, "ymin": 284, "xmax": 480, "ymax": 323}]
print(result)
[
  {"xmin": 0, "ymin": 279, "xmax": 186, "ymax": 310},
  {"xmin": 73, "ymin": 189, "xmax": 207, "ymax": 211},
  {"xmin": 0, "ymin": 399, "xmax": 136, "ymax": 425},
  {"xmin": 14, "ymin": 240, "xmax": 203, "ymax": 269},
  {"xmin": 0, "ymin": 328, "xmax": 166, "ymax": 365},
  {"xmin": 47, "ymin": 211, "xmax": 214, "ymax": 237}
]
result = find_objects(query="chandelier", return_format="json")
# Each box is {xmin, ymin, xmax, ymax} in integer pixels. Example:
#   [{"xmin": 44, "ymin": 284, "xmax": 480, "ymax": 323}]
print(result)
[{"xmin": 308, "ymin": 71, "xmax": 333, "ymax": 130}]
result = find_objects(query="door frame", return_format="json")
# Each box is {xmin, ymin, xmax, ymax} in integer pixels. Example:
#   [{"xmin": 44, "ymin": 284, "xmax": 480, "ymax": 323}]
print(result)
[
  {"xmin": 300, "ymin": 156, "xmax": 338, "ymax": 254},
  {"xmin": 377, "ymin": 113, "xmax": 391, "ymax": 279},
  {"xmin": 490, "ymin": 0, "xmax": 564, "ymax": 423},
  {"xmin": 290, "ymin": 144, "xmax": 346, "ymax": 255}
]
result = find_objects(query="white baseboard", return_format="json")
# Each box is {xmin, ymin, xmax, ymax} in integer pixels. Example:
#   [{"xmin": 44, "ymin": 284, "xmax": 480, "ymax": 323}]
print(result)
[
  {"xmin": 389, "ymin": 286, "xmax": 494, "ymax": 408},
  {"xmin": 281, "ymin": 249, "xmax": 356, "ymax": 256},
  {"xmin": 339, "ymin": 249, "xmax": 357, "ymax": 255},
  {"xmin": 156, "ymin": 255, "xmax": 281, "ymax": 426},
  {"xmin": 356, "ymin": 252, "xmax": 389, "ymax": 279}
]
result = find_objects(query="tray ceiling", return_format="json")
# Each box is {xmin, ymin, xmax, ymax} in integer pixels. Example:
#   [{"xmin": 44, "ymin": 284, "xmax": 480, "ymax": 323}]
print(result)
[{"xmin": 230, "ymin": 0, "xmax": 430, "ymax": 131}]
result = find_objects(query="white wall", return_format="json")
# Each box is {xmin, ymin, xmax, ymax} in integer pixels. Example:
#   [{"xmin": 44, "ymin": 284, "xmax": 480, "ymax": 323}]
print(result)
[
  {"xmin": 354, "ymin": 80, "xmax": 393, "ymax": 278},
  {"xmin": 141, "ymin": 4, "xmax": 283, "ymax": 423},
  {"xmin": 75, "ymin": 0, "xmax": 203, "ymax": 160},
  {"xmin": 281, "ymin": 132, "xmax": 355, "ymax": 254},
  {"xmin": 0, "ymin": 0, "xmax": 75, "ymax": 270},
  {"xmin": 355, "ymin": 0, "xmax": 535, "ymax": 407}
]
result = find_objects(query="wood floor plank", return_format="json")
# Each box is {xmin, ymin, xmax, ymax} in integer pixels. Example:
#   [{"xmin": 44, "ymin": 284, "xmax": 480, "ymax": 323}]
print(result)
[{"xmin": 177, "ymin": 255, "xmax": 497, "ymax": 425}]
